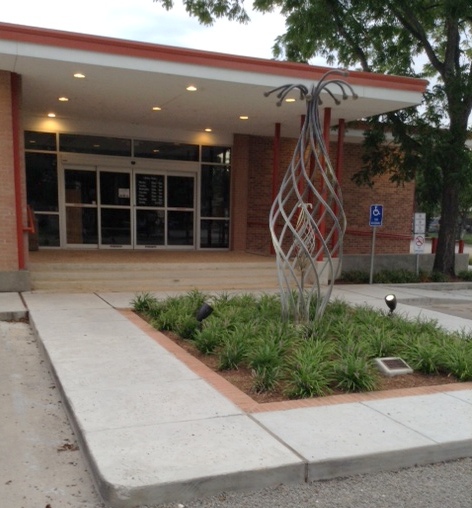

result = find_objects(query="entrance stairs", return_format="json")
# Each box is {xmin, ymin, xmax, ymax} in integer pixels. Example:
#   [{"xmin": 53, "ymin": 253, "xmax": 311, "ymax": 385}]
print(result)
[{"xmin": 28, "ymin": 251, "xmax": 280, "ymax": 293}]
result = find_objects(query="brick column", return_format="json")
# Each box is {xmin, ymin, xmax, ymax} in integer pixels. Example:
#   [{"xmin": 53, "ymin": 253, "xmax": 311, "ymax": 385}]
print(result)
[
  {"xmin": 230, "ymin": 134, "xmax": 250, "ymax": 251},
  {"xmin": 0, "ymin": 71, "xmax": 29, "ymax": 291}
]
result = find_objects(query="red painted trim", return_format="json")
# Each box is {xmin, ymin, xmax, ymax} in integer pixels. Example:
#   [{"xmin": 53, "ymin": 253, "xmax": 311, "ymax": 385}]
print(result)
[
  {"xmin": 346, "ymin": 228, "xmax": 410, "ymax": 240},
  {"xmin": 336, "ymin": 119, "xmax": 345, "ymax": 184},
  {"xmin": 317, "ymin": 107, "xmax": 331, "ymax": 261},
  {"xmin": 332, "ymin": 119, "xmax": 345, "ymax": 257},
  {"xmin": 11, "ymin": 73, "xmax": 25, "ymax": 270},
  {"xmin": 270, "ymin": 123, "xmax": 281, "ymax": 255},
  {"xmin": 0, "ymin": 22, "xmax": 428, "ymax": 93}
]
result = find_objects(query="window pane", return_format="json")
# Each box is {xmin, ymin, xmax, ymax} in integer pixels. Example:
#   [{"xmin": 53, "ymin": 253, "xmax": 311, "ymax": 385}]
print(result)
[
  {"xmin": 168, "ymin": 176, "xmax": 194, "ymax": 208},
  {"xmin": 135, "ymin": 174, "xmax": 165, "ymax": 207},
  {"xmin": 101, "ymin": 209, "xmax": 131, "ymax": 245},
  {"xmin": 201, "ymin": 165, "xmax": 230, "ymax": 217},
  {"xmin": 36, "ymin": 214, "xmax": 60, "ymax": 247},
  {"xmin": 168, "ymin": 211, "xmax": 193, "ymax": 245},
  {"xmin": 66, "ymin": 207, "xmax": 98, "ymax": 244},
  {"xmin": 134, "ymin": 140, "xmax": 199, "ymax": 161},
  {"xmin": 25, "ymin": 131, "xmax": 56, "ymax": 151},
  {"xmin": 26, "ymin": 153, "xmax": 58, "ymax": 212},
  {"xmin": 200, "ymin": 220, "xmax": 229, "ymax": 248},
  {"xmin": 65, "ymin": 170, "xmax": 97, "ymax": 204},
  {"xmin": 60, "ymin": 134, "xmax": 131, "ymax": 156},
  {"xmin": 202, "ymin": 146, "xmax": 231, "ymax": 163},
  {"xmin": 100, "ymin": 172, "xmax": 130, "ymax": 206},
  {"xmin": 136, "ymin": 210, "xmax": 165, "ymax": 246}
]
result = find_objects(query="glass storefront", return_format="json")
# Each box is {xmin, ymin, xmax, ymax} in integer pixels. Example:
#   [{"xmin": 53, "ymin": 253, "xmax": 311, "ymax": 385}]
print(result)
[{"xmin": 25, "ymin": 131, "xmax": 231, "ymax": 250}]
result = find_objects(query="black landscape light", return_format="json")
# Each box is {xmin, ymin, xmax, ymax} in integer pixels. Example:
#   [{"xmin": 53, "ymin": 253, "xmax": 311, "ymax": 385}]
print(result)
[
  {"xmin": 384, "ymin": 294, "xmax": 397, "ymax": 315},
  {"xmin": 196, "ymin": 302, "xmax": 214, "ymax": 322}
]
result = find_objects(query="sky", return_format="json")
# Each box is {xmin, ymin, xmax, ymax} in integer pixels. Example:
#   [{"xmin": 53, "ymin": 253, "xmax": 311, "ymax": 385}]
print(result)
[{"xmin": 1, "ymin": 0, "xmax": 292, "ymax": 60}]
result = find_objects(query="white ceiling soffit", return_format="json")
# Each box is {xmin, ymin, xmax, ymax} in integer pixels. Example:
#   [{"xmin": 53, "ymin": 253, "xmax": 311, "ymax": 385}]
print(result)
[{"xmin": 0, "ymin": 24, "xmax": 427, "ymax": 139}]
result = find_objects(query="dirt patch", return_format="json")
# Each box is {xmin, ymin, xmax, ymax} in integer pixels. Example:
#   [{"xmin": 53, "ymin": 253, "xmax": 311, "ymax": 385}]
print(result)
[{"xmin": 164, "ymin": 331, "xmax": 459, "ymax": 404}]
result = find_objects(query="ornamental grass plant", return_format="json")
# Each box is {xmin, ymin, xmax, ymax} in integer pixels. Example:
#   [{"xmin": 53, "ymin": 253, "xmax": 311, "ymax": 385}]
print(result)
[{"xmin": 132, "ymin": 290, "xmax": 472, "ymax": 399}]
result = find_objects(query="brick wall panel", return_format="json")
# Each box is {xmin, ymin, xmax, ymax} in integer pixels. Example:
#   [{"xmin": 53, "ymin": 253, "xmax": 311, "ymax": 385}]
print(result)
[{"xmin": 242, "ymin": 134, "xmax": 414, "ymax": 256}]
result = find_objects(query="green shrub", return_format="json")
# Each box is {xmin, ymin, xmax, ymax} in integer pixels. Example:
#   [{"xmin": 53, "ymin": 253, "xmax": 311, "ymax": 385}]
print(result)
[
  {"xmin": 131, "ymin": 292, "xmax": 159, "ymax": 313},
  {"xmin": 402, "ymin": 335, "xmax": 443, "ymax": 374},
  {"xmin": 362, "ymin": 327, "xmax": 398, "ymax": 358},
  {"xmin": 247, "ymin": 338, "xmax": 284, "ymax": 372},
  {"xmin": 340, "ymin": 271, "xmax": 370, "ymax": 284},
  {"xmin": 194, "ymin": 325, "xmax": 223, "ymax": 354},
  {"xmin": 285, "ymin": 341, "xmax": 335, "ymax": 398},
  {"xmin": 218, "ymin": 334, "xmax": 247, "ymax": 370},
  {"xmin": 252, "ymin": 365, "xmax": 282, "ymax": 393},
  {"xmin": 173, "ymin": 316, "xmax": 201, "ymax": 340},
  {"xmin": 457, "ymin": 270, "xmax": 472, "ymax": 281},
  {"xmin": 374, "ymin": 269, "xmax": 420, "ymax": 284},
  {"xmin": 430, "ymin": 270, "xmax": 449, "ymax": 283},
  {"xmin": 333, "ymin": 354, "xmax": 379, "ymax": 392},
  {"xmin": 440, "ymin": 340, "xmax": 472, "ymax": 381}
]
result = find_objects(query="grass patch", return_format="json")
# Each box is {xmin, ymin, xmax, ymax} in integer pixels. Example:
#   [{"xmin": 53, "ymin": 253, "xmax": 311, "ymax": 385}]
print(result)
[{"xmin": 132, "ymin": 291, "xmax": 472, "ymax": 399}]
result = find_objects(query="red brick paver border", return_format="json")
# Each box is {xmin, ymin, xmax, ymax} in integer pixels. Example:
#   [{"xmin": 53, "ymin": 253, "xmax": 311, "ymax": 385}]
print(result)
[{"xmin": 122, "ymin": 310, "xmax": 472, "ymax": 414}]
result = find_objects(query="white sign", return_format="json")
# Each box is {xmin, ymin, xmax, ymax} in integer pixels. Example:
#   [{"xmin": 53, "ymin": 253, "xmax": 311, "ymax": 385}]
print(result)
[
  {"xmin": 118, "ymin": 188, "xmax": 130, "ymax": 199},
  {"xmin": 414, "ymin": 213, "xmax": 426, "ymax": 234},
  {"xmin": 413, "ymin": 234, "xmax": 426, "ymax": 254}
]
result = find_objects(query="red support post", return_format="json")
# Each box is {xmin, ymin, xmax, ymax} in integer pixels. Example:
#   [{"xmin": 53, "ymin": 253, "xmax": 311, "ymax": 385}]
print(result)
[
  {"xmin": 332, "ymin": 118, "xmax": 345, "ymax": 257},
  {"xmin": 270, "ymin": 123, "xmax": 281, "ymax": 255},
  {"xmin": 317, "ymin": 107, "xmax": 331, "ymax": 261}
]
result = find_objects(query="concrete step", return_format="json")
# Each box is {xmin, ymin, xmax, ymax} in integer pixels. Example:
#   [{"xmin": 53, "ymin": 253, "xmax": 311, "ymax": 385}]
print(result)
[{"xmin": 29, "ymin": 262, "xmax": 279, "ymax": 292}]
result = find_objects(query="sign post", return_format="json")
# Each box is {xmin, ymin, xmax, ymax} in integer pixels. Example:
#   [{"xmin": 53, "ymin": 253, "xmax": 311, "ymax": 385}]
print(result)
[
  {"xmin": 413, "ymin": 212, "xmax": 426, "ymax": 275},
  {"xmin": 369, "ymin": 204, "xmax": 383, "ymax": 284}
]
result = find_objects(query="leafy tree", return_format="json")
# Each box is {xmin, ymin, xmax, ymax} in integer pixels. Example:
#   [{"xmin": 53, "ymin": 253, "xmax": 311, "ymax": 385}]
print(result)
[{"xmin": 156, "ymin": 0, "xmax": 472, "ymax": 274}]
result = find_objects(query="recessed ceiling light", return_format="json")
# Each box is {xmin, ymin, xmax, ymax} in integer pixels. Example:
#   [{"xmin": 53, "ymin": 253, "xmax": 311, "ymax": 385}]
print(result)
[
  {"xmin": 186, "ymin": 85, "xmax": 197, "ymax": 91},
  {"xmin": 152, "ymin": 106, "xmax": 162, "ymax": 111},
  {"xmin": 58, "ymin": 96, "xmax": 69, "ymax": 102},
  {"xmin": 47, "ymin": 113, "xmax": 56, "ymax": 118},
  {"xmin": 285, "ymin": 98, "xmax": 296, "ymax": 103},
  {"xmin": 204, "ymin": 128, "xmax": 212, "ymax": 132},
  {"xmin": 74, "ymin": 73, "xmax": 85, "ymax": 79},
  {"xmin": 239, "ymin": 115, "xmax": 249, "ymax": 120}
]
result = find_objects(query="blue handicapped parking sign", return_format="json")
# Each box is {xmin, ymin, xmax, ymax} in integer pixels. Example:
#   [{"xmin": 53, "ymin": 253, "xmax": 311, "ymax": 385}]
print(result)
[{"xmin": 369, "ymin": 204, "xmax": 383, "ymax": 227}]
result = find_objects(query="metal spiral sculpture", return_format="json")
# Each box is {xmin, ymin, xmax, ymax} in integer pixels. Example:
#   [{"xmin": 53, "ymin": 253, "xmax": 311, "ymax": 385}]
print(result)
[{"xmin": 267, "ymin": 70, "xmax": 358, "ymax": 323}]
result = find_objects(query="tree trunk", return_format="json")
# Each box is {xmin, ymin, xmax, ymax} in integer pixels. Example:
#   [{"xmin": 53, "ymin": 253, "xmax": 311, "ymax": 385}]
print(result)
[{"xmin": 433, "ymin": 182, "xmax": 459, "ymax": 275}]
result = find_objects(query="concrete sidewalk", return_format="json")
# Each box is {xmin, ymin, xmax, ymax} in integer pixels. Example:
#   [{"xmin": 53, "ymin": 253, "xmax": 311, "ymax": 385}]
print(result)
[{"xmin": 3, "ymin": 285, "xmax": 472, "ymax": 507}]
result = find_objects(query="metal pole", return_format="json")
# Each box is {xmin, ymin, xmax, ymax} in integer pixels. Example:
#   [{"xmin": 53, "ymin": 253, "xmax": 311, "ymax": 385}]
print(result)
[{"xmin": 369, "ymin": 227, "xmax": 376, "ymax": 284}]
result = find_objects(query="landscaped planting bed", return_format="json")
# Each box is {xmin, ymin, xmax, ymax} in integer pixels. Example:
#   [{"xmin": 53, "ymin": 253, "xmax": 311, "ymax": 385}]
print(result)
[{"xmin": 132, "ymin": 291, "xmax": 472, "ymax": 402}]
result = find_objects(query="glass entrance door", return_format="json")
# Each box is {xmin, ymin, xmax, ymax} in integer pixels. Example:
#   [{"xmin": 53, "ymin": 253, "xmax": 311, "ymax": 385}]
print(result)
[
  {"xmin": 134, "ymin": 172, "xmax": 195, "ymax": 248},
  {"xmin": 167, "ymin": 175, "xmax": 195, "ymax": 246},
  {"xmin": 64, "ymin": 166, "xmax": 194, "ymax": 249},
  {"xmin": 64, "ymin": 168, "xmax": 98, "ymax": 246},
  {"xmin": 99, "ymin": 170, "xmax": 131, "ymax": 247}
]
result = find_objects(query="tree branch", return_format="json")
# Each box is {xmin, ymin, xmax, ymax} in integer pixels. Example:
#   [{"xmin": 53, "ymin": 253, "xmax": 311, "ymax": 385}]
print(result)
[
  {"xmin": 388, "ymin": 3, "xmax": 445, "ymax": 77},
  {"xmin": 324, "ymin": 0, "xmax": 371, "ymax": 71}
]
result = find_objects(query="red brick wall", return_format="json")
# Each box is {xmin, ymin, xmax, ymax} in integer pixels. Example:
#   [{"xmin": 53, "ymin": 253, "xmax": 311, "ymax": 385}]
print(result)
[
  {"xmin": 231, "ymin": 133, "xmax": 414, "ymax": 256},
  {"xmin": 340, "ymin": 143, "xmax": 414, "ymax": 254},
  {"xmin": 0, "ymin": 71, "xmax": 19, "ymax": 271}
]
